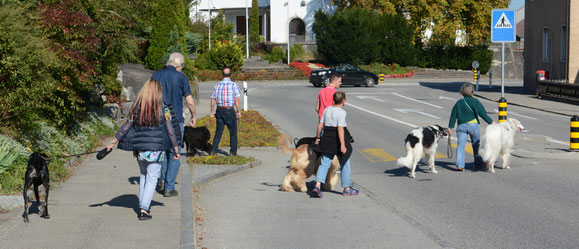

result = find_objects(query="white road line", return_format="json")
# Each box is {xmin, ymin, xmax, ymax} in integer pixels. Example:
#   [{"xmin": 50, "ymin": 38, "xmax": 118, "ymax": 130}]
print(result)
[
  {"xmin": 493, "ymin": 109, "xmax": 537, "ymax": 120},
  {"xmin": 346, "ymin": 103, "xmax": 417, "ymax": 128},
  {"xmin": 392, "ymin": 93, "xmax": 443, "ymax": 109},
  {"xmin": 394, "ymin": 109, "xmax": 442, "ymax": 119},
  {"xmin": 348, "ymin": 92, "xmax": 394, "ymax": 95},
  {"xmin": 355, "ymin": 96, "xmax": 385, "ymax": 102},
  {"xmin": 439, "ymin": 96, "xmax": 458, "ymax": 101}
]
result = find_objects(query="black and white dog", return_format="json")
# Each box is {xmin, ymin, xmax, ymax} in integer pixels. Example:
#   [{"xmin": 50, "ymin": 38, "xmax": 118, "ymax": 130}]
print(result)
[{"xmin": 397, "ymin": 125, "xmax": 448, "ymax": 178}]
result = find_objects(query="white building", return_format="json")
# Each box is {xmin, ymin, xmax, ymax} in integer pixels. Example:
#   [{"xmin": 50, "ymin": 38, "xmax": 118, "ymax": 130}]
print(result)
[{"xmin": 192, "ymin": 0, "xmax": 336, "ymax": 47}]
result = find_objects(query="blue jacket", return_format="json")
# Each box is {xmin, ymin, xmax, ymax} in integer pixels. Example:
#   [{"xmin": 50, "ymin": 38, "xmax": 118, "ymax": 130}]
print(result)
[
  {"xmin": 151, "ymin": 66, "xmax": 192, "ymax": 123},
  {"xmin": 116, "ymin": 105, "xmax": 182, "ymax": 151}
]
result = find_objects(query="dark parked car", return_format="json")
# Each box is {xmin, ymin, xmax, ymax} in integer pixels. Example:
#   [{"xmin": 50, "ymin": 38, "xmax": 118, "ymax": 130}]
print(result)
[{"xmin": 309, "ymin": 63, "xmax": 379, "ymax": 87}]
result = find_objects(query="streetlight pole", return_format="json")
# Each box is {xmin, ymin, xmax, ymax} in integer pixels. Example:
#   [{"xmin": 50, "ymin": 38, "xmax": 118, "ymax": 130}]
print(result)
[
  {"xmin": 208, "ymin": 0, "xmax": 211, "ymax": 50},
  {"xmin": 246, "ymin": 0, "xmax": 249, "ymax": 59},
  {"xmin": 286, "ymin": 1, "xmax": 290, "ymax": 64}
]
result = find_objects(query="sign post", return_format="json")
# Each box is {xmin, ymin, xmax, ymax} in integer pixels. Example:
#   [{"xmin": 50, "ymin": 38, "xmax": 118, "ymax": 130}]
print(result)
[{"xmin": 491, "ymin": 9, "xmax": 516, "ymax": 98}]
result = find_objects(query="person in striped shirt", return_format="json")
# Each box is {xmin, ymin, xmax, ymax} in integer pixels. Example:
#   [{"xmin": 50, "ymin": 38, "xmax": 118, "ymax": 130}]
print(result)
[{"xmin": 210, "ymin": 67, "xmax": 242, "ymax": 156}]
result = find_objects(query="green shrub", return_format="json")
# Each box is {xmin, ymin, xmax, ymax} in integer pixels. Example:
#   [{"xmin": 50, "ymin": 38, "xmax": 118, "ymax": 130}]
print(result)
[
  {"xmin": 185, "ymin": 32, "xmax": 203, "ymax": 54},
  {"xmin": 209, "ymin": 42, "xmax": 244, "ymax": 71},
  {"xmin": 264, "ymin": 46, "xmax": 284, "ymax": 63},
  {"xmin": 145, "ymin": 0, "xmax": 188, "ymax": 70},
  {"xmin": 284, "ymin": 43, "xmax": 305, "ymax": 62},
  {"xmin": 313, "ymin": 9, "xmax": 415, "ymax": 65},
  {"xmin": 194, "ymin": 52, "xmax": 217, "ymax": 70},
  {"xmin": 417, "ymin": 46, "xmax": 493, "ymax": 73}
]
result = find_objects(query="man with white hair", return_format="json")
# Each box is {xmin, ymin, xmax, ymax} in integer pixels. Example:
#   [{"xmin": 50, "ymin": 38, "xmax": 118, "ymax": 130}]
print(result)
[{"xmin": 152, "ymin": 52, "xmax": 196, "ymax": 197}]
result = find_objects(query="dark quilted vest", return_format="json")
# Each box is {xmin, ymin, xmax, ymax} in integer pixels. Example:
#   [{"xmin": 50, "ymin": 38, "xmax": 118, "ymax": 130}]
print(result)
[{"xmin": 117, "ymin": 105, "xmax": 182, "ymax": 151}]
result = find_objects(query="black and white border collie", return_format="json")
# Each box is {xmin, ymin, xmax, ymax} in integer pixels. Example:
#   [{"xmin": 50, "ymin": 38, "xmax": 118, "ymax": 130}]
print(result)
[{"xmin": 397, "ymin": 125, "xmax": 449, "ymax": 178}]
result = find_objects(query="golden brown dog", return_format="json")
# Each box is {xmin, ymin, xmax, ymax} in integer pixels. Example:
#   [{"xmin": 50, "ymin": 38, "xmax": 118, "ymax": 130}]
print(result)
[{"xmin": 279, "ymin": 134, "xmax": 339, "ymax": 192}]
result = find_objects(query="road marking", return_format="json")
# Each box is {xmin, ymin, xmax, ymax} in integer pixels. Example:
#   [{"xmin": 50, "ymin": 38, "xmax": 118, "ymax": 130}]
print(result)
[
  {"xmin": 356, "ymin": 96, "xmax": 385, "ymax": 102},
  {"xmin": 439, "ymin": 96, "xmax": 458, "ymax": 101},
  {"xmin": 394, "ymin": 109, "xmax": 441, "ymax": 119},
  {"xmin": 450, "ymin": 143, "xmax": 474, "ymax": 154},
  {"xmin": 346, "ymin": 103, "xmax": 417, "ymax": 128},
  {"xmin": 392, "ymin": 93, "xmax": 443, "ymax": 109},
  {"xmin": 493, "ymin": 109, "xmax": 537, "ymax": 120},
  {"xmin": 360, "ymin": 148, "xmax": 397, "ymax": 162}
]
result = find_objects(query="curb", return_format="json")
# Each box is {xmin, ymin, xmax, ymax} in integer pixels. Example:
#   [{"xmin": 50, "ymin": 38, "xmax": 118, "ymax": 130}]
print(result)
[
  {"xmin": 0, "ymin": 196, "xmax": 23, "ymax": 211},
  {"xmin": 190, "ymin": 159, "xmax": 262, "ymax": 189},
  {"xmin": 474, "ymin": 93, "xmax": 575, "ymax": 118}
]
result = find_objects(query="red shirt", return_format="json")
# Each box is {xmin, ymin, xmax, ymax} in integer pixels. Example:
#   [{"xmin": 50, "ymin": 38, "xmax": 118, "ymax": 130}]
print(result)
[{"xmin": 317, "ymin": 86, "xmax": 336, "ymax": 120}]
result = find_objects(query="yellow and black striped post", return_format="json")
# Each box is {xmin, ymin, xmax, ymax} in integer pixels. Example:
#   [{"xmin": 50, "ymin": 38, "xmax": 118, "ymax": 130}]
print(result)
[
  {"xmin": 571, "ymin": 115, "xmax": 579, "ymax": 151},
  {"xmin": 380, "ymin": 74, "xmax": 384, "ymax": 84},
  {"xmin": 498, "ymin": 97, "xmax": 507, "ymax": 123}
]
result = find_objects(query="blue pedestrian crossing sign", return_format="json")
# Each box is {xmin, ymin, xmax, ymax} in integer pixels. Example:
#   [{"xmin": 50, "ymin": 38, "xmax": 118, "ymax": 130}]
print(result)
[{"xmin": 491, "ymin": 9, "xmax": 516, "ymax": 43}]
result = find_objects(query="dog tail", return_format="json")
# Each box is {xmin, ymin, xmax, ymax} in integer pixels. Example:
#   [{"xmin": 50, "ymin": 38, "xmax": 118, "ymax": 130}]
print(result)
[
  {"xmin": 397, "ymin": 141, "xmax": 413, "ymax": 168},
  {"xmin": 479, "ymin": 135, "xmax": 491, "ymax": 162},
  {"xmin": 278, "ymin": 134, "xmax": 297, "ymax": 154}
]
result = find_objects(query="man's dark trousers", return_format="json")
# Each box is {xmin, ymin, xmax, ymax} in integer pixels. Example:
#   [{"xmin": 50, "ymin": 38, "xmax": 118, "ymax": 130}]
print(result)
[{"xmin": 211, "ymin": 108, "xmax": 238, "ymax": 155}]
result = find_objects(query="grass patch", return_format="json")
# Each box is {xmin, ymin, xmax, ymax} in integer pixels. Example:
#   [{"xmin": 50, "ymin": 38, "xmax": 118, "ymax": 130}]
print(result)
[
  {"xmin": 188, "ymin": 154, "xmax": 255, "ymax": 165},
  {"xmin": 188, "ymin": 109, "xmax": 279, "ymax": 165},
  {"xmin": 195, "ymin": 109, "xmax": 280, "ymax": 147}
]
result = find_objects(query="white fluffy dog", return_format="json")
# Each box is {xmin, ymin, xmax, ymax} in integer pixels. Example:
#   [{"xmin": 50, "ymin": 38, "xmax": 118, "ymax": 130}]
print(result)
[{"xmin": 479, "ymin": 118, "xmax": 525, "ymax": 173}]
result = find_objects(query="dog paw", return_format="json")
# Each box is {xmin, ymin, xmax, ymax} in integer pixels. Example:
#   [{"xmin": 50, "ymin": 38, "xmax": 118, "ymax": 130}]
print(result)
[
  {"xmin": 506, "ymin": 166, "xmax": 510, "ymax": 169},
  {"xmin": 409, "ymin": 173, "xmax": 416, "ymax": 178},
  {"xmin": 23, "ymin": 218, "xmax": 29, "ymax": 223},
  {"xmin": 490, "ymin": 169, "xmax": 496, "ymax": 173},
  {"xmin": 432, "ymin": 170, "xmax": 438, "ymax": 174}
]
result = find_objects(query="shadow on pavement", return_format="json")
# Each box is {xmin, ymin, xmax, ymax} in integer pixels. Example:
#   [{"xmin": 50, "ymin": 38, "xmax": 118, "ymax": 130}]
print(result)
[{"xmin": 89, "ymin": 194, "xmax": 165, "ymax": 214}]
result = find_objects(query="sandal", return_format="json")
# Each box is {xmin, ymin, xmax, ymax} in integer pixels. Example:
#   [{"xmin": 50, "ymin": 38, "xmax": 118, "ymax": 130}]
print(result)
[
  {"xmin": 342, "ymin": 187, "xmax": 359, "ymax": 196},
  {"xmin": 139, "ymin": 209, "xmax": 152, "ymax": 221},
  {"xmin": 311, "ymin": 186, "xmax": 322, "ymax": 198}
]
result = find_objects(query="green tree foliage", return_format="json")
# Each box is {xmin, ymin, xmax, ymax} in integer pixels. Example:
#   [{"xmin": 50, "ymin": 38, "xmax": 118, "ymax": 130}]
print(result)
[
  {"xmin": 249, "ymin": 0, "xmax": 260, "ymax": 47},
  {"xmin": 334, "ymin": 0, "xmax": 509, "ymax": 46},
  {"xmin": 185, "ymin": 32, "xmax": 203, "ymax": 54},
  {"xmin": 145, "ymin": 0, "xmax": 189, "ymax": 70},
  {"xmin": 211, "ymin": 10, "xmax": 234, "ymax": 44},
  {"xmin": 417, "ymin": 46, "xmax": 493, "ymax": 73},
  {"xmin": 209, "ymin": 41, "xmax": 244, "ymax": 71},
  {"xmin": 313, "ymin": 9, "xmax": 415, "ymax": 65}
]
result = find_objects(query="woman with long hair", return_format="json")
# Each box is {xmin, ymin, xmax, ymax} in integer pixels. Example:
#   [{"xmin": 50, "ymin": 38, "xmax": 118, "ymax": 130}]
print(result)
[{"xmin": 106, "ymin": 79, "xmax": 180, "ymax": 220}]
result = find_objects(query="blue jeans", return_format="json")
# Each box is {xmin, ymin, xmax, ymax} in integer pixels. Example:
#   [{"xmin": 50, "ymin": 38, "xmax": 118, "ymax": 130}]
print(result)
[
  {"xmin": 211, "ymin": 108, "xmax": 238, "ymax": 155},
  {"xmin": 456, "ymin": 122, "xmax": 482, "ymax": 169},
  {"xmin": 315, "ymin": 153, "xmax": 351, "ymax": 188},
  {"xmin": 138, "ymin": 161, "xmax": 161, "ymax": 210},
  {"xmin": 160, "ymin": 122, "xmax": 184, "ymax": 191}
]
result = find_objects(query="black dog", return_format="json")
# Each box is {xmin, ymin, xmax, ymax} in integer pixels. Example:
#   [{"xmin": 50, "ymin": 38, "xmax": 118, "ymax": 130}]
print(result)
[
  {"xmin": 23, "ymin": 152, "xmax": 50, "ymax": 222},
  {"xmin": 183, "ymin": 126, "xmax": 212, "ymax": 156},
  {"xmin": 294, "ymin": 137, "xmax": 317, "ymax": 148},
  {"xmin": 293, "ymin": 136, "xmax": 355, "ymax": 148}
]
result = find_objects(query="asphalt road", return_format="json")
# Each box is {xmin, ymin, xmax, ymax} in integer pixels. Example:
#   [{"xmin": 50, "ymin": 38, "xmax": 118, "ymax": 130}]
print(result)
[{"xmin": 196, "ymin": 80, "xmax": 579, "ymax": 249}]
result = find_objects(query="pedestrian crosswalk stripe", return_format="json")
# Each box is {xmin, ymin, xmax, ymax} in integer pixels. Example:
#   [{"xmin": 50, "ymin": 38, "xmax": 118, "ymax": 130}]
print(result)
[{"xmin": 360, "ymin": 148, "xmax": 397, "ymax": 163}]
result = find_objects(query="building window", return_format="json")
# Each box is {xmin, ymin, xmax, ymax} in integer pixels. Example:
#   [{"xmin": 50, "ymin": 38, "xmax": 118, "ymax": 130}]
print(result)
[
  {"xmin": 561, "ymin": 25, "xmax": 567, "ymax": 62},
  {"xmin": 543, "ymin": 27, "xmax": 549, "ymax": 62}
]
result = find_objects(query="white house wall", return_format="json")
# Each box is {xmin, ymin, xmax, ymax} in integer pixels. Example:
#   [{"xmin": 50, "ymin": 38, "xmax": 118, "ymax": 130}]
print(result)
[{"xmin": 192, "ymin": 0, "xmax": 336, "ymax": 44}]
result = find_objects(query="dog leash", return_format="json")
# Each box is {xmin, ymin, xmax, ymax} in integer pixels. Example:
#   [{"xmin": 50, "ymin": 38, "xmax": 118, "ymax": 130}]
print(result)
[
  {"xmin": 447, "ymin": 132, "xmax": 453, "ymax": 159},
  {"xmin": 51, "ymin": 150, "xmax": 102, "ymax": 160}
]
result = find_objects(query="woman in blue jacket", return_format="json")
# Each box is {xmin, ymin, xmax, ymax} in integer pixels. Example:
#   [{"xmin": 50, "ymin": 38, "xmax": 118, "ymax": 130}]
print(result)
[{"xmin": 106, "ymin": 80, "xmax": 180, "ymax": 220}]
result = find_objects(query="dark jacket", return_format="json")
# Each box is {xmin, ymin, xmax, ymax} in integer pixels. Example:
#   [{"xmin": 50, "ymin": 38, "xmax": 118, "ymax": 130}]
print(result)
[
  {"xmin": 151, "ymin": 66, "xmax": 192, "ymax": 123},
  {"xmin": 314, "ymin": 126, "xmax": 353, "ymax": 164},
  {"xmin": 116, "ymin": 105, "xmax": 182, "ymax": 151}
]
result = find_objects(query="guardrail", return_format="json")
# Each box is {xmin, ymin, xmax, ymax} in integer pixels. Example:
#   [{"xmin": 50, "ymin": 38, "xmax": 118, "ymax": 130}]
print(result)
[{"xmin": 537, "ymin": 80, "xmax": 579, "ymax": 99}]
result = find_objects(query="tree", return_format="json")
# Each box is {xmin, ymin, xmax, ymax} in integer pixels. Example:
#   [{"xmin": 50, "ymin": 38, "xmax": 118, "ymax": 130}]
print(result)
[
  {"xmin": 334, "ymin": 0, "xmax": 509, "ymax": 46},
  {"xmin": 145, "ymin": 0, "xmax": 188, "ymax": 70},
  {"xmin": 249, "ymin": 0, "xmax": 260, "ymax": 47}
]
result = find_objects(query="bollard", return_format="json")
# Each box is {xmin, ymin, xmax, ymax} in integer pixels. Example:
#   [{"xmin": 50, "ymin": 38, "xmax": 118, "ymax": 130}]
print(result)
[
  {"xmin": 571, "ymin": 115, "xmax": 579, "ymax": 151},
  {"xmin": 498, "ymin": 97, "xmax": 507, "ymax": 123},
  {"xmin": 243, "ymin": 81, "xmax": 248, "ymax": 111},
  {"xmin": 489, "ymin": 69, "xmax": 492, "ymax": 88},
  {"xmin": 380, "ymin": 74, "xmax": 384, "ymax": 84}
]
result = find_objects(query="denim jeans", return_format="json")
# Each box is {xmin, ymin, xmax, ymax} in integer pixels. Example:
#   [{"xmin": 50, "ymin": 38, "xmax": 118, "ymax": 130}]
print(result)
[
  {"xmin": 456, "ymin": 122, "xmax": 482, "ymax": 169},
  {"xmin": 138, "ymin": 161, "xmax": 161, "ymax": 210},
  {"xmin": 160, "ymin": 122, "xmax": 184, "ymax": 191},
  {"xmin": 211, "ymin": 108, "xmax": 238, "ymax": 155},
  {"xmin": 315, "ymin": 153, "xmax": 351, "ymax": 188}
]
